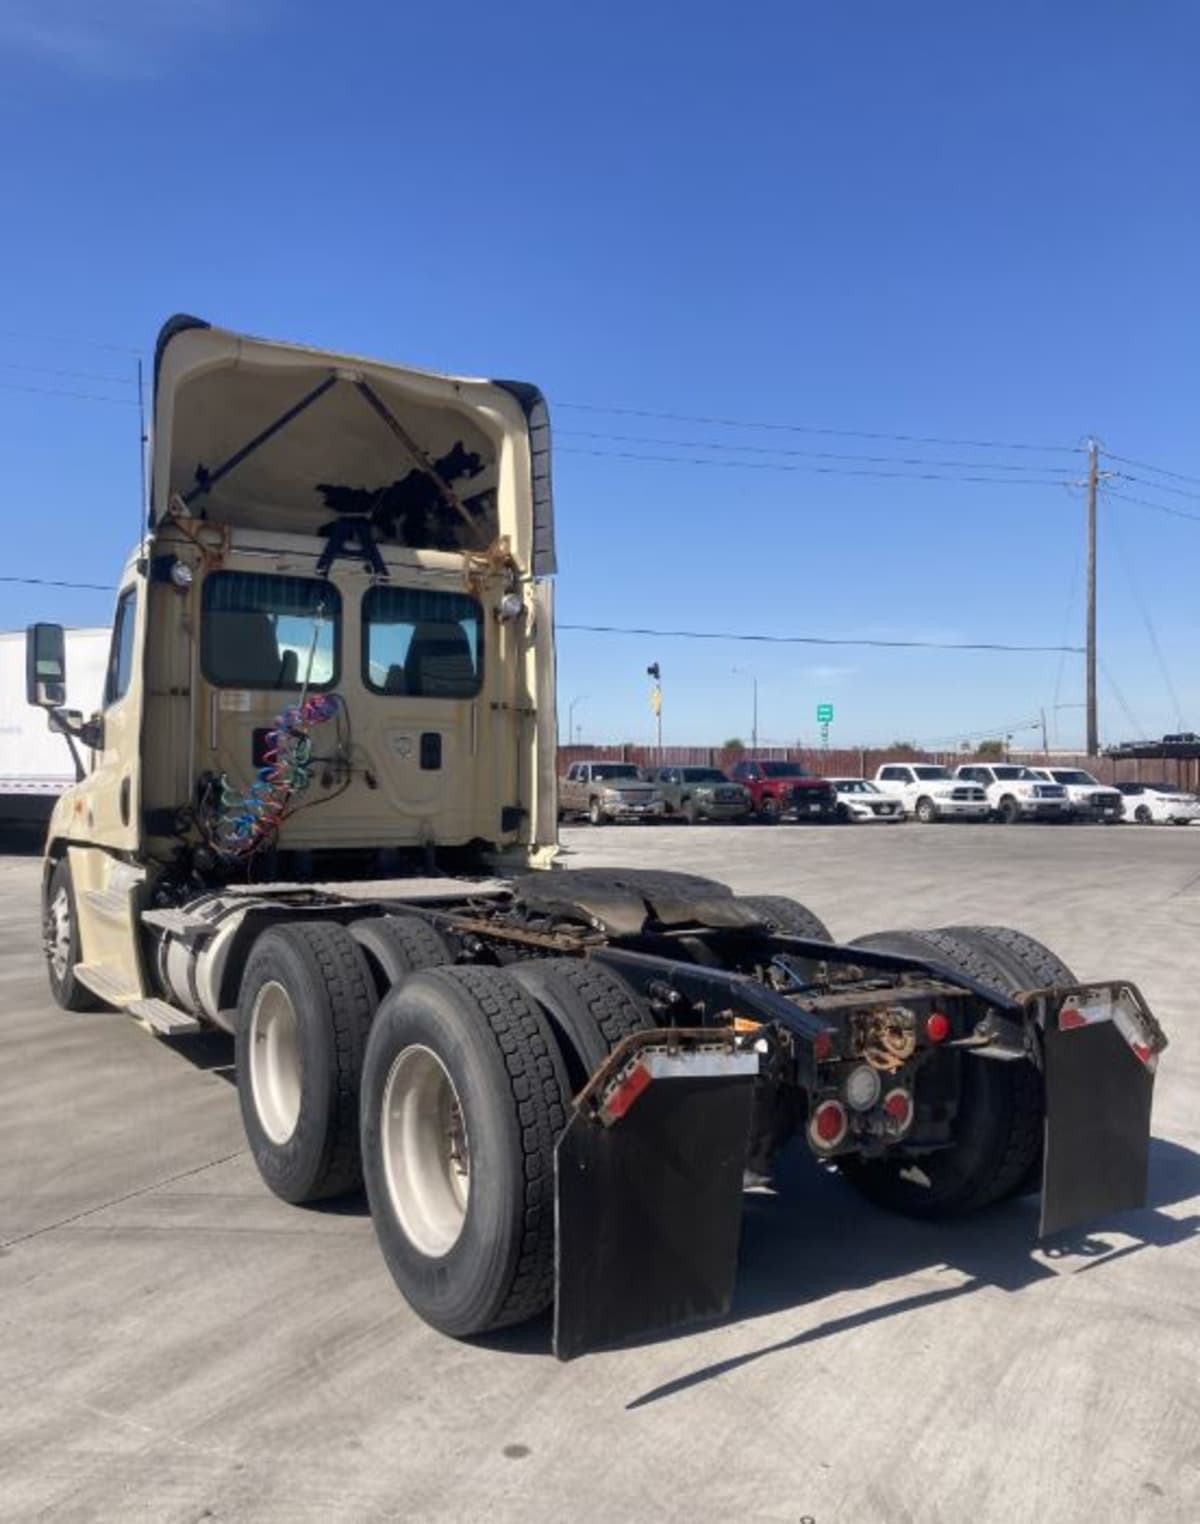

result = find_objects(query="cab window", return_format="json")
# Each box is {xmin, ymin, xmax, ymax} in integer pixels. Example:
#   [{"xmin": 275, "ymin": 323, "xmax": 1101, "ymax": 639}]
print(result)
[
  {"xmin": 105, "ymin": 587, "xmax": 137, "ymax": 706},
  {"xmin": 202, "ymin": 572, "xmax": 339, "ymax": 690},
  {"xmin": 363, "ymin": 586, "xmax": 483, "ymax": 698}
]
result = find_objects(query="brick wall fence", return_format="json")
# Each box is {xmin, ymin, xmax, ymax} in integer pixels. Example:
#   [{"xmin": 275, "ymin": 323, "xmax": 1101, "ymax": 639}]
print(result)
[{"xmin": 556, "ymin": 744, "xmax": 1200, "ymax": 790}]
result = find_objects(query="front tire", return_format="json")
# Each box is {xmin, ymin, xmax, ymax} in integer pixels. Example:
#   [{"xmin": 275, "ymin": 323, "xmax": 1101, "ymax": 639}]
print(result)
[
  {"xmin": 588, "ymin": 797, "xmax": 606, "ymax": 826},
  {"xmin": 759, "ymin": 795, "xmax": 782, "ymax": 823},
  {"xmin": 361, "ymin": 966, "xmax": 570, "ymax": 1337},
  {"xmin": 43, "ymin": 858, "xmax": 102, "ymax": 1011},
  {"xmin": 915, "ymin": 797, "xmax": 938, "ymax": 824},
  {"xmin": 1134, "ymin": 805, "xmax": 1153, "ymax": 825},
  {"xmin": 236, "ymin": 922, "xmax": 377, "ymax": 1204},
  {"xmin": 998, "ymin": 796, "xmax": 1021, "ymax": 824}
]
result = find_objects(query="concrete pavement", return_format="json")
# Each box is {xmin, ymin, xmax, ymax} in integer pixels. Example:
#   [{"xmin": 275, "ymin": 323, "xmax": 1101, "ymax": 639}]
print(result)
[{"xmin": 1, "ymin": 825, "xmax": 1197, "ymax": 1522}]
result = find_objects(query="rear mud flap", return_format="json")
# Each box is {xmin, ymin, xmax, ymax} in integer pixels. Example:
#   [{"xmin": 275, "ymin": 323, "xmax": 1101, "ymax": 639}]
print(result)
[
  {"xmin": 1040, "ymin": 986, "xmax": 1164, "ymax": 1238},
  {"xmin": 554, "ymin": 1065, "xmax": 756, "ymax": 1360}
]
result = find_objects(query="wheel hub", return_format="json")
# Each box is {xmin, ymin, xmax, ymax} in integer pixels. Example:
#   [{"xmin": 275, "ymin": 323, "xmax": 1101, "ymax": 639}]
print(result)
[
  {"xmin": 381, "ymin": 1045, "xmax": 470, "ymax": 1257},
  {"xmin": 45, "ymin": 887, "xmax": 71, "ymax": 981},
  {"xmin": 249, "ymin": 980, "xmax": 303, "ymax": 1144}
]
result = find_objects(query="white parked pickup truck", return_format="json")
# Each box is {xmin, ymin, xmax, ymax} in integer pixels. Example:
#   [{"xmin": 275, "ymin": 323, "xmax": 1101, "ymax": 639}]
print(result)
[
  {"xmin": 953, "ymin": 764, "xmax": 1071, "ymax": 824},
  {"xmin": 872, "ymin": 764, "xmax": 990, "ymax": 823},
  {"xmin": 1029, "ymin": 767, "xmax": 1123, "ymax": 823}
]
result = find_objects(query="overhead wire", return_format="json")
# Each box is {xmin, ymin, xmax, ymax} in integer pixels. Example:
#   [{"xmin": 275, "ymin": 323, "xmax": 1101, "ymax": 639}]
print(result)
[
  {"xmin": 1106, "ymin": 511, "xmax": 1186, "ymax": 732},
  {"xmin": 1104, "ymin": 451, "xmax": 1200, "ymax": 490},
  {"xmin": 1103, "ymin": 486, "xmax": 1200, "ymax": 526},
  {"xmin": 558, "ymin": 445, "xmax": 1076, "ymax": 487},
  {"xmin": 1113, "ymin": 472, "xmax": 1200, "ymax": 504},
  {"xmin": 558, "ymin": 428, "xmax": 1080, "ymax": 475},
  {"xmin": 1, "ymin": 574, "xmax": 113, "ymax": 590},
  {"xmin": 558, "ymin": 622, "xmax": 1082, "ymax": 654},
  {"xmin": 556, "ymin": 401, "xmax": 1082, "ymax": 455},
  {"xmin": 0, "ymin": 379, "xmax": 140, "ymax": 407}
]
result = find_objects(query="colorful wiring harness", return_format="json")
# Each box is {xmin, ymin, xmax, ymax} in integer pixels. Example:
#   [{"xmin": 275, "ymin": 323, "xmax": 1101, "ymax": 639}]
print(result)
[{"xmin": 215, "ymin": 694, "xmax": 340, "ymax": 859}]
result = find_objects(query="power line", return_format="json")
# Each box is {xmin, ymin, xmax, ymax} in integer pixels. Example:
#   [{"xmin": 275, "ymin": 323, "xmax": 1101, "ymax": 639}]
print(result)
[
  {"xmin": 558, "ymin": 622, "xmax": 1083, "ymax": 654},
  {"xmin": 559, "ymin": 445, "xmax": 1075, "ymax": 487},
  {"xmin": 0, "ymin": 359, "xmax": 139, "ymax": 388},
  {"xmin": 1105, "ymin": 451, "xmax": 1200, "ymax": 490},
  {"xmin": 0, "ymin": 380, "xmax": 140, "ymax": 407},
  {"xmin": 558, "ymin": 428, "xmax": 1080, "ymax": 475},
  {"xmin": 0, "ymin": 575, "xmax": 112, "ymax": 590},
  {"xmin": 1114, "ymin": 472, "xmax": 1200, "ymax": 504},
  {"xmin": 557, "ymin": 401, "xmax": 1081, "ymax": 455},
  {"xmin": 0, "ymin": 326, "xmax": 142, "ymax": 356},
  {"xmin": 1103, "ymin": 486, "xmax": 1200, "ymax": 526}
]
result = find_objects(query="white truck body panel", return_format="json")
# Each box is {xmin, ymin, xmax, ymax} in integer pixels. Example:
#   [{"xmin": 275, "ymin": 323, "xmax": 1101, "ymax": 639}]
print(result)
[{"xmin": 0, "ymin": 628, "xmax": 108, "ymax": 825}]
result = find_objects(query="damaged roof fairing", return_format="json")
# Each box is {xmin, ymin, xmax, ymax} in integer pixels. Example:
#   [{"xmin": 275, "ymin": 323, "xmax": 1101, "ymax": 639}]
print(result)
[{"xmin": 148, "ymin": 316, "xmax": 556, "ymax": 575}]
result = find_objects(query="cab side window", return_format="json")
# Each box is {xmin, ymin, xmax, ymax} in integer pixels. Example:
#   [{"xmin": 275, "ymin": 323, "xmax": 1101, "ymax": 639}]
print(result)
[{"xmin": 105, "ymin": 588, "xmax": 137, "ymax": 707}]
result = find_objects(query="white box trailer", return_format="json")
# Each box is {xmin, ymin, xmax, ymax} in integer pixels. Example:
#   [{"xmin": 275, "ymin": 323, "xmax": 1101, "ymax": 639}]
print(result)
[{"xmin": 0, "ymin": 627, "xmax": 108, "ymax": 830}]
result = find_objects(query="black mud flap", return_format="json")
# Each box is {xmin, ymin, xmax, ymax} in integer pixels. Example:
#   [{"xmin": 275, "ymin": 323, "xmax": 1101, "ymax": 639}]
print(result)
[
  {"xmin": 1040, "ymin": 985, "xmax": 1166, "ymax": 1238},
  {"xmin": 553, "ymin": 1057, "xmax": 757, "ymax": 1360}
]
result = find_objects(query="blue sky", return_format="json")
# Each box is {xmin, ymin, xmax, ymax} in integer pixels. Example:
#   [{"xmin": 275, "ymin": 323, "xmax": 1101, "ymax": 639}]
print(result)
[{"xmin": 0, "ymin": 1, "xmax": 1196, "ymax": 748}]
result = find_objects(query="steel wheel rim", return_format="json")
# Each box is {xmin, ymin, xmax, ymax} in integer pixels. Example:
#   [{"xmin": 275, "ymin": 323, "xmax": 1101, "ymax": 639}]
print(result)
[
  {"xmin": 381, "ymin": 1045, "xmax": 470, "ymax": 1258},
  {"xmin": 46, "ymin": 886, "xmax": 71, "ymax": 980},
  {"xmin": 249, "ymin": 980, "xmax": 303, "ymax": 1144}
]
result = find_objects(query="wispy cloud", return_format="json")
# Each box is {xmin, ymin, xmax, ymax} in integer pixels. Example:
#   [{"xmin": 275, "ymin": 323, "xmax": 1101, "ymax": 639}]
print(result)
[
  {"xmin": 803, "ymin": 664, "xmax": 857, "ymax": 682},
  {"xmin": 0, "ymin": 1, "xmax": 265, "ymax": 80}
]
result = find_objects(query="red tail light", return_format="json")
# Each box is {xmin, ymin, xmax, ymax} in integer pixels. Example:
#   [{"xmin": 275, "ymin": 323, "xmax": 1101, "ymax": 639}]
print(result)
[
  {"xmin": 925, "ymin": 1011, "xmax": 951, "ymax": 1043},
  {"xmin": 882, "ymin": 1088, "xmax": 913, "ymax": 1132},
  {"xmin": 808, "ymin": 1098, "xmax": 848, "ymax": 1150}
]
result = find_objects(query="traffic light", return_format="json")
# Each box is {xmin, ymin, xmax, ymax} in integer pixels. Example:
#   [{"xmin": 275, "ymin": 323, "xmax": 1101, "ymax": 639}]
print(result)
[{"xmin": 647, "ymin": 662, "xmax": 660, "ymax": 681}]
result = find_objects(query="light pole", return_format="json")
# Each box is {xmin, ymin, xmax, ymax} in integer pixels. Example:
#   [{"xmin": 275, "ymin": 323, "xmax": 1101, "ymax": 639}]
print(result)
[
  {"xmin": 731, "ymin": 667, "xmax": 758, "ymax": 751},
  {"xmin": 567, "ymin": 694, "xmax": 587, "ymax": 745}
]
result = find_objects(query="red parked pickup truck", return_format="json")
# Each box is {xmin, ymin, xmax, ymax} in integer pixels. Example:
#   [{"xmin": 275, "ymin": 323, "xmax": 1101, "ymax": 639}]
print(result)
[{"xmin": 728, "ymin": 760, "xmax": 840, "ymax": 822}]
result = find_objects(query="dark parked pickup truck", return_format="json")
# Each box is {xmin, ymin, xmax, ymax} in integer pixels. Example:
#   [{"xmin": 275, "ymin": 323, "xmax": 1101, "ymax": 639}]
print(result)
[
  {"xmin": 651, "ymin": 766, "xmax": 751, "ymax": 823},
  {"xmin": 728, "ymin": 760, "xmax": 839, "ymax": 822}
]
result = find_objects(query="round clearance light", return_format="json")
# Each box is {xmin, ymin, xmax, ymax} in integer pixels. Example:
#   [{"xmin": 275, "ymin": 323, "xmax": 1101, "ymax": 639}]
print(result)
[
  {"xmin": 882, "ymin": 1088, "xmax": 913, "ymax": 1133},
  {"xmin": 843, "ymin": 1063, "xmax": 882, "ymax": 1112},
  {"xmin": 808, "ymin": 1098, "xmax": 848, "ymax": 1151},
  {"xmin": 497, "ymin": 592, "xmax": 525, "ymax": 623},
  {"xmin": 169, "ymin": 560, "xmax": 194, "ymax": 590},
  {"xmin": 926, "ymin": 1011, "xmax": 952, "ymax": 1043}
]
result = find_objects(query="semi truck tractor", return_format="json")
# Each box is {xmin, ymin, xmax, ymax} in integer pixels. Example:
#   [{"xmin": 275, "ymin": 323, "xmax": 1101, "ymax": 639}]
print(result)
[{"xmin": 27, "ymin": 317, "xmax": 1166, "ymax": 1358}]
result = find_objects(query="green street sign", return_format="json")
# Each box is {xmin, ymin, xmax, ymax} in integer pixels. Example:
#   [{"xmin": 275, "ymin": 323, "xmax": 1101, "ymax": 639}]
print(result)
[{"xmin": 816, "ymin": 703, "xmax": 834, "ymax": 724}]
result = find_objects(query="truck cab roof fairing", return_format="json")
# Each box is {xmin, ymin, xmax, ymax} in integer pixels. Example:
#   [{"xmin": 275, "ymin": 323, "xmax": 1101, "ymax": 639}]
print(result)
[{"xmin": 149, "ymin": 316, "xmax": 556, "ymax": 576}]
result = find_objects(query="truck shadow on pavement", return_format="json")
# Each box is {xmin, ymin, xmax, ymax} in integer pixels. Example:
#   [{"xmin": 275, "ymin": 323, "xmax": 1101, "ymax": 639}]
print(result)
[{"xmin": 622, "ymin": 1135, "xmax": 1200, "ymax": 1407}]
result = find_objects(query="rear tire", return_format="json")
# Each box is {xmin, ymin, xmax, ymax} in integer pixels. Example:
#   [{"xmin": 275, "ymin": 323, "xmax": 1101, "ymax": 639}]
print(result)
[
  {"xmin": 350, "ymin": 914, "xmax": 452, "ymax": 996},
  {"xmin": 43, "ymin": 858, "xmax": 102, "ymax": 1011},
  {"xmin": 508, "ymin": 958, "xmax": 654, "ymax": 1091},
  {"xmin": 736, "ymin": 894, "xmax": 831, "ymax": 941},
  {"xmin": 236, "ymin": 921, "xmax": 377, "ymax": 1204},
  {"xmin": 361, "ymin": 966, "xmax": 570, "ymax": 1337},
  {"xmin": 840, "ymin": 927, "xmax": 1044, "ymax": 1216}
]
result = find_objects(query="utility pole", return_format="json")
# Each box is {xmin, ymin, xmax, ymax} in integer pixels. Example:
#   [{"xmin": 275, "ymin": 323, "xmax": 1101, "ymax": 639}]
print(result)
[
  {"xmin": 732, "ymin": 667, "xmax": 758, "ymax": 750},
  {"xmin": 1086, "ymin": 439, "xmax": 1099, "ymax": 756},
  {"xmin": 1040, "ymin": 707, "xmax": 1048, "ymax": 756},
  {"xmin": 647, "ymin": 663, "xmax": 662, "ymax": 760}
]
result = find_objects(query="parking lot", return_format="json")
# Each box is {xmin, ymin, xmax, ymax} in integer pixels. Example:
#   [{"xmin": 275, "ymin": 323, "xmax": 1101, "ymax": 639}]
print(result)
[{"xmin": 1, "ymin": 824, "xmax": 1198, "ymax": 1523}]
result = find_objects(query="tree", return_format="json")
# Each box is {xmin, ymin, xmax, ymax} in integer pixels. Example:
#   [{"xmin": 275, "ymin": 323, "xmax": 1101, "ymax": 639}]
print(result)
[
  {"xmin": 889, "ymin": 739, "xmax": 917, "ymax": 754},
  {"xmin": 975, "ymin": 739, "xmax": 1005, "ymax": 759},
  {"xmin": 723, "ymin": 737, "xmax": 745, "ymax": 752}
]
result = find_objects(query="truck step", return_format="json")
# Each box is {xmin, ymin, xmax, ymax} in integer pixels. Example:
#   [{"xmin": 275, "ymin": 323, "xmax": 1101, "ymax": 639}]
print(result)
[
  {"xmin": 84, "ymin": 887, "xmax": 133, "ymax": 921},
  {"xmin": 74, "ymin": 962, "xmax": 140, "ymax": 1006},
  {"xmin": 127, "ymin": 998, "xmax": 202, "ymax": 1036}
]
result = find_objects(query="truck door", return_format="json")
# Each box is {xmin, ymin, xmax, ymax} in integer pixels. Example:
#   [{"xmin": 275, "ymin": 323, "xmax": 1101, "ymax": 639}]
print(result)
[{"xmin": 82, "ymin": 583, "xmax": 144, "ymax": 851}]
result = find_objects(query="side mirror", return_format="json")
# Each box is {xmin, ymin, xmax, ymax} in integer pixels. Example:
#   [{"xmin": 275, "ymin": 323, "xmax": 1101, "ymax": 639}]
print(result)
[{"xmin": 26, "ymin": 623, "xmax": 67, "ymax": 708}]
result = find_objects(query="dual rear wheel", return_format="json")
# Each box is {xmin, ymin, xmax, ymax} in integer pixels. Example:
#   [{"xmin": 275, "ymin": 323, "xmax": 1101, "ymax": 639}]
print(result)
[{"xmin": 235, "ymin": 920, "xmax": 654, "ymax": 1338}]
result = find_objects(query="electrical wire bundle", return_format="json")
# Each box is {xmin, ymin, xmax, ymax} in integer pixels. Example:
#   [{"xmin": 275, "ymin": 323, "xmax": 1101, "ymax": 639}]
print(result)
[{"xmin": 214, "ymin": 694, "xmax": 340, "ymax": 859}]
